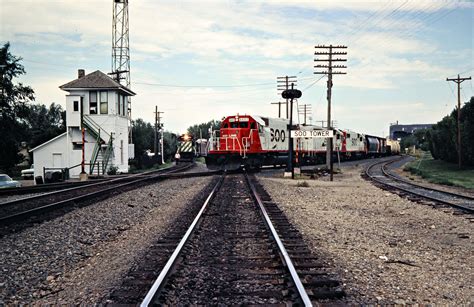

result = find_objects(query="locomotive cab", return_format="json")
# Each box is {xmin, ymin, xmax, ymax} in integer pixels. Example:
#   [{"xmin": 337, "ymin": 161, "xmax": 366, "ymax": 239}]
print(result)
[
  {"xmin": 207, "ymin": 115, "xmax": 265, "ymax": 170},
  {"xmin": 214, "ymin": 115, "xmax": 262, "ymax": 154}
]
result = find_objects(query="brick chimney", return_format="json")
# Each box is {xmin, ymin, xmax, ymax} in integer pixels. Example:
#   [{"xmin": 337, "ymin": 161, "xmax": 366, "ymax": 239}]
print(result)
[{"xmin": 78, "ymin": 69, "xmax": 85, "ymax": 79}]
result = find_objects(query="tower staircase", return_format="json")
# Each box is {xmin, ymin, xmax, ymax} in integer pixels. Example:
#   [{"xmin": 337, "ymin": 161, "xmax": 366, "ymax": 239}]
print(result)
[{"xmin": 83, "ymin": 115, "xmax": 114, "ymax": 175}]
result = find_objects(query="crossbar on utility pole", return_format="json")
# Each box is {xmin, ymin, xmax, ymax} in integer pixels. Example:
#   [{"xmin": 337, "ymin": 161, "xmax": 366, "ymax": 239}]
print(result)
[
  {"xmin": 298, "ymin": 104, "xmax": 312, "ymax": 125},
  {"xmin": 314, "ymin": 44, "xmax": 347, "ymax": 181},
  {"xmin": 277, "ymin": 76, "xmax": 297, "ymax": 119},
  {"xmin": 446, "ymin": 74, "xmax": 471, "ymax": 169}
]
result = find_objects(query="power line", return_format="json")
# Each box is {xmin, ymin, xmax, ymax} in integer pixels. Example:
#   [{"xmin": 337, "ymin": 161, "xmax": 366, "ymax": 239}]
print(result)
[
  {"xmin": 135, "ymin": 76, "xmax": 315, "ymax": 89},
  {"xmin": 302, "ymin": 75, "xmax": 325, "ymax": 92},
  {"xmin": 448, "ymin": 67, "xmax": 474, "ymax": 78},
  {"xmin": 135, "ymin": 81, "xmax": 275, "ymax": 88}
]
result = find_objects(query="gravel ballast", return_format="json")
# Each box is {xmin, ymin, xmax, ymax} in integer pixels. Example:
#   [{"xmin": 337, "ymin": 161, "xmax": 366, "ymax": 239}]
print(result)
[
  {"xmin": 0, "ymin": 176, "xmax": 213, "ymax": 305},
  {"xmin": 258, "ymin": 164, "xmax": 473, "ymax": 305}
]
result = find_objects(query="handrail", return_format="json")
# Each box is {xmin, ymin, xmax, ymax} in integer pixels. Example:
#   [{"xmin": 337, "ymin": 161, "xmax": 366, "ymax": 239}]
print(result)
[
  {"xmin": 90, "ymin": 131, "xmax": 102, "ymax": 174},
  {"xmin": 83, "ymin": 115, "xmax": 110, "ymax": 141},
  {"xmin": 101, "ymin": 134, "xmax": 114, "ymax": 173},
  {"xmin": 242, "ymin": 128, "xmax": 258, "ymax": 152},
  {"xmin": 82, "ymin": 115, "xmax": 114, "ymax": 175},
  {"xmin": 222, "ymin": 135, "xmax": 243, "ymax": 156}
]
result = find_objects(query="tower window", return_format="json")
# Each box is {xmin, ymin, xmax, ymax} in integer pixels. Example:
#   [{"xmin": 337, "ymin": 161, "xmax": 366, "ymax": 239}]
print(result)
[
  {"xmin": 89, "ymin": 91, "xmax": 97, "ymax": 114},
  {"xmin": 73, "ymin": 100, "xmax": 79, "ymax": 112},
  {"xmin": 100, "ymin": 91, "xmax": 108, "ymax": 114},
  {"xmin": 118, "ymin": 94, "xmax": 123, "ymax": 115},
  {"xmin": 123, "ymin": 96, "xmax": 127, "ymax": 116}
]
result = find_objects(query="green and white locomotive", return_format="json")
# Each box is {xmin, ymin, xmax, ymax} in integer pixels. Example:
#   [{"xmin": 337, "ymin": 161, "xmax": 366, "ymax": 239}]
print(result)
[{"xmin": 175, "ymin": 134, "xmax": 196, "ymax": 164}]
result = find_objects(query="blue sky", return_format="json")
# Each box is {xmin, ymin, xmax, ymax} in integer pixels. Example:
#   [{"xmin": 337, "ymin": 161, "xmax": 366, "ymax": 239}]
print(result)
[{"xmin": 1, "ymin": 0, "xmax": 473, "ymax": 136}]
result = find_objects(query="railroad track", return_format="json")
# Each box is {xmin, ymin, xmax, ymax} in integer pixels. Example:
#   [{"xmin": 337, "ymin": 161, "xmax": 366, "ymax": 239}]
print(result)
[
  {"xmin": 365, "ymin": 156, "xmax": 474, "ymax": 214},
  {"xmin": 108, "ymin": 172, "xmax": 344, "ymax": 305},
  {"xmin": 0, "ymin": 163, "xmax": 220, "ymax": 227},
  {"xmin": 0, "ymin": 164, "xmax": 180, "ymax": 199}
]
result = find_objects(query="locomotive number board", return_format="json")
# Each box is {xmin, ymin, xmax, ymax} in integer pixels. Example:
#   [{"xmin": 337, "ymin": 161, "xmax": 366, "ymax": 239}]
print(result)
[{"xmin": 290, "ymin": 129, "xmax": 334, "ymax": 138}]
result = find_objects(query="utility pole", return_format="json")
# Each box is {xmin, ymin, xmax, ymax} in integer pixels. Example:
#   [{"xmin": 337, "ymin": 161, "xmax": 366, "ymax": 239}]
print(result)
[
  {"xmin": 277, "ymin": 76, "xmax": 297, "ymax": 119},
  {"xmin": 298, "ymin": 104, "xmax": 312, "ymax": 125},
  {"xmin": 314, "ymin": 44, "xmax": 347, "ymax": 181},
  {"xmin": 154, "ymin": 106, "xmax": 164, "ymax": 160},
  {"xmin": 271, "ymin": 101, "xmax": 285, "ymax": 118},
  {"xmin": 446, "ymin": 74, "xmax": 471, "ymax": 169}
]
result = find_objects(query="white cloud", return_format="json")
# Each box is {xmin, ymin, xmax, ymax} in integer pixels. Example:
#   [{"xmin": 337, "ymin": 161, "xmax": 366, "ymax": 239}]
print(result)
[{"xmin": 1, "ymin": 0, "xmax": 471, "ymax": 135}]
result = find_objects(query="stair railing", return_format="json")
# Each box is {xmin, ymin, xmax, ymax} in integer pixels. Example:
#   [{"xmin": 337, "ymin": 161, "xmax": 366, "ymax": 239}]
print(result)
[
  {"xmin": 83, "ymin": 115, "xmax": 110, "ymax": 141},
  {"xmin": 89, "ymin": 129, "xmax": 102, "ymax": 175},
  {"xmin": 101, "ymin": 133, "xmax": 114, "ymax": 174}
]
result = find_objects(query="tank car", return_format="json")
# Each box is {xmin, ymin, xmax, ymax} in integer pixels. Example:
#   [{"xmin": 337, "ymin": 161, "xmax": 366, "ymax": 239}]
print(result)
[{"xmin": 386, "ymin": 139, "xmax": 401, "ymax": 155}]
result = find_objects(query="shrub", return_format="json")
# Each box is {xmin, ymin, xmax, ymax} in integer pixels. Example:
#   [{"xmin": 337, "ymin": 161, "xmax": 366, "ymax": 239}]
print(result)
[{"xmin": 107, "ymin": 166, "xmax": 119, "ymax": 175}]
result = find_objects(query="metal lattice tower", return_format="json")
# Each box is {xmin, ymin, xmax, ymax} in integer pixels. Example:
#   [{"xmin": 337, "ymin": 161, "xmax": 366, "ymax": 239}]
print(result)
[
  {"xmin": 111, "ymin": 0, "xmax": 130, "ymax": 87},
  {"xmin": 111, "ymin": 0, "xmax": 133, "ymax": 142}
]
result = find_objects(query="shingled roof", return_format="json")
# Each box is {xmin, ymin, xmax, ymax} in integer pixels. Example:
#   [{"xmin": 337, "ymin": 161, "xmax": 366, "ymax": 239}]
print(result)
[{"xmin": 59, "ymin": 70, "xmax": 135, "ymax": 95}]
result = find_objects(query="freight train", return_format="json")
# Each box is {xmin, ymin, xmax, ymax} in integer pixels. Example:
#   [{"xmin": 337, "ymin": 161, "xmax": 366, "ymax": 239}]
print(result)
[{"xmin": 205, "ymin": 114, "xmax": 400, "ymax": 171}]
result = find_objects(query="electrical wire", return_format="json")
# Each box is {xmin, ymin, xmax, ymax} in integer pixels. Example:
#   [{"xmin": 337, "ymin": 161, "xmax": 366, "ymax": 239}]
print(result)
[
  {"xmin": 448, "ymin": 67, "xmax": 473, "ymax": 78},
  {"xmin": 134, "ymin": 80, "xmax": 276, "ymax": 88},
  {"xmin": 302, "ymin": 75, "xmax": 326, "ymax": 92}
]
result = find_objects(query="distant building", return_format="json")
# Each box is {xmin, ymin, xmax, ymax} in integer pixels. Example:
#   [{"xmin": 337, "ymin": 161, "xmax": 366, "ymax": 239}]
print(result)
[
  {"xmin": 30, "ymin": 69, "xmax": 135, "ymax": 179},
  {"xmin": 389, "ymin": 121, "xmax": 433, "ymax": 140}
]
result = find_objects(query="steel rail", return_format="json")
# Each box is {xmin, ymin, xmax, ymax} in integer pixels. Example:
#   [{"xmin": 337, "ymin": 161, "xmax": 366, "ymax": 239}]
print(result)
[
  {"xmin": 366, "ymin": 158, "xmax": 474, "ymax": 214},
  {"xmin": 0, "ymin": 164, "xmax": 202, "ymax": 225},
  {"xmin": 0, "ymin": 164, "xmax": 179, "ymax": 197},
  {"xmin": 245, "ymin": 173, "xmax": 313, "ymax": 307},
  {"xmin": 140, "ymin": 175, "xmax": 225, "ymax": 307},
  {"xmin": 0, "ymin": 164, "xmax": 187, "ymax": 207},
  {"xmin": 0, "ymin": 179, "xmax": 108, "ymax": 196},
  {"xmin": 381, "ymin": 161, "xmax": 474, "ymax": 201}
]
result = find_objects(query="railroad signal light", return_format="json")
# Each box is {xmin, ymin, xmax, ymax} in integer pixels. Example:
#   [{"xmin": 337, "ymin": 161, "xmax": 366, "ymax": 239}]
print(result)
[{"xmin": 281, "ymin": 89, "xmax": 302, "ymax": 99}]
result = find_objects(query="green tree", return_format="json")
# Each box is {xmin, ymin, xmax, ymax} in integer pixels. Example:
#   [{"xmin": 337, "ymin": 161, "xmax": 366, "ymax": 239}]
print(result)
[
  {"xmin": 0, "ymin": 42, "xmax": 35, "ymax": 172},
  {"xmin": 131, "ymin": 118, "xmax": 154, "ymax": 158},
  {"xmin": 460, "ymin": 96, "xmax": 474, "ymax": 165},
  {"xmin": 187, "ymin": 120, "xmax": 221, "ymax": 139},
  {"xmin": 426, "ymin": 96, "xmax": 474, "ymax": 166},
  {"xmin": 163, "ymin": 131, "xmax": 178, "ymax": 162},
  {"xmin": 25, "ymin": 103, "xmax": 66, "ymax": 151},
  {"xmin": 130, "ymin": 118, "xmax": 180, "ymax": 166}
]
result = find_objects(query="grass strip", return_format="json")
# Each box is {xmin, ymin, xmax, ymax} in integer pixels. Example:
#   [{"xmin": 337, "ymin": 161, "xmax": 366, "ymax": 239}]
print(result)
[{"xmin": 404, "ymin": 156, "xmax": 474, "ymax": 190}]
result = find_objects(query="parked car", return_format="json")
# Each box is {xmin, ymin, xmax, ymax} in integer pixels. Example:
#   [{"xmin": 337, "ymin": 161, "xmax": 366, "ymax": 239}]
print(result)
[
  {"xmin": 0, "ymin": 174, "xmax": 21, "ymax": 189},
  {"xmin": 21, "ymin": 165, "xmax": 34, "ymax": 179}
]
